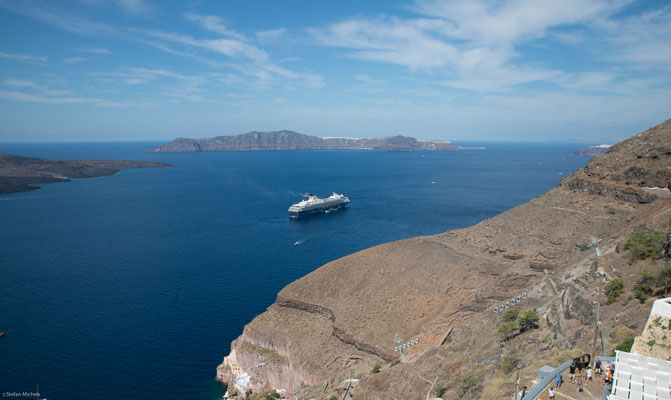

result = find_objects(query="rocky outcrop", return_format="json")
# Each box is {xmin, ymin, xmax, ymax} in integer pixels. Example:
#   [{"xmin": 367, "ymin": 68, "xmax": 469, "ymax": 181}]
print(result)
[
  {"xmin": 217, "ymin": 327, "xmax": 324, "ymax": 397},
  {"xmin": 217, "ymin": 118, "xmax": 671, "ymax": 399},
  {"xmin": 147, "ymin": 130, "xmax": 458, "ymax": 152},
  {"xmin": 631, "ymin": 297, "xmax": 671, "ymax": 359},
  {"xmin": 560, "ymin": 120, "xmax": 671, "ymax": 203},
  {"xmin": 0, "ymin": 153, "xmax": 171, "ymax": 194}
]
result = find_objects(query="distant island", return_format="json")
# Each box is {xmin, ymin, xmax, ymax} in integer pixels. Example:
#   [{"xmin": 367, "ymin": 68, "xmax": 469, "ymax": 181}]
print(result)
[
  {"xmin": 0, "ymin": 153, "xmax": 171, "ymax": 194},
  {"xmin": 147, "ymin": 130, "xmax": 464, "ymax": 152},
  {"xmin": 571, "ymin": 144, "xmax": 611, "ymax": 156}
]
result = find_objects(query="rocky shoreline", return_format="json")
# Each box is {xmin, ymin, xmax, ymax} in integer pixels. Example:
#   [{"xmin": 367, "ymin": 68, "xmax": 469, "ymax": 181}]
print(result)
[{"xmin": 0, "ymin": 153, "xmax": 171, "ymax": 194}]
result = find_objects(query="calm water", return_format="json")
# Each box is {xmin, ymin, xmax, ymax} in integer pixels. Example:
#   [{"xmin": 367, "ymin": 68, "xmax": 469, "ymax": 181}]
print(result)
[{"xmin": 0, "ymin": 142, "xmax": 588, "ymax": 399}]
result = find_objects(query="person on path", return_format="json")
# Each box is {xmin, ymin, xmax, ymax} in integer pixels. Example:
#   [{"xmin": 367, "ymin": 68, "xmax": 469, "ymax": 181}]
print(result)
[
  {"xmin": 549, "ymin": 387, "xmax": 555, "ymax": 400},
  {"xmin": 569, "ymin": 362, "xmax": 576, "ymax": 383},
  {"xmin": 555, "ymin": 371, "xmax": 563, "ymax": 389},
  {"xmin": 577, "ymin": 378, "xmax": 584, "ymax": 393},
  {"xmin": 587, "ymin": 367, "xmax": 593, "ymax": 382},
  {"xmin": 521, "ymin": 386, "xmax": 528, "ymax": 399},
  {"xmin": 595, "ymin": 359, "xmax": 602, "ymax": 376},
  {"xmin": 602, "ymin": 374, "xmax": 613, "ymax": 400}
]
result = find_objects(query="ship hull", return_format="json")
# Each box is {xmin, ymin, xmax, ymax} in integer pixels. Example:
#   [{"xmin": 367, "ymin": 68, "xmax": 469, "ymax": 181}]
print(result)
[{"xmin": 289, "ymin": 202, "xmax": 348, "ymax": 219}]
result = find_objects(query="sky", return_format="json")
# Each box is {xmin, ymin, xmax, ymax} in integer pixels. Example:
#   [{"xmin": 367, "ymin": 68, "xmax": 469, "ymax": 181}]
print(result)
[{"xmin": 0, "ymin": 0, "xmax": 670, "ymax": 143}]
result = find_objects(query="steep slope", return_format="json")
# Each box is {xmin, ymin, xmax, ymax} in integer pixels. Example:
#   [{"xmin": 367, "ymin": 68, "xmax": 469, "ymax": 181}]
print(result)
[
  {"xmin": 217, "ymin": 119, "xmax": 671, "ymax": 399},
  {"xmin": 147, "ymin": 130, "xmax": 457, "ymax": 152}
]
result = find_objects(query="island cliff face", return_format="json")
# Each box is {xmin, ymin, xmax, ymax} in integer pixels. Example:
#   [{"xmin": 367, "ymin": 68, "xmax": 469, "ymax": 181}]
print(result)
[
  {"xmin": 218, "ymin": 119, "xmax": 671, "ymax": 399},
  {"xmin": 147, "ymin": 130, "xmax": 457, "ymax": 152},
  {"xmin": 0, "ymin": 153, "xmax": 171, "ymax": 194}
]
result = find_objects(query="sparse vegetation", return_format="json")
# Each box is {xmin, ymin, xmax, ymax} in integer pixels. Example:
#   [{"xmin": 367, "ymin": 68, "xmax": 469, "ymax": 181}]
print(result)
[
  {"xmin": 390, "ymin": 359, "xmax": 400, "ymax": 367},
  {"xmin": 498, "ymin": 321, "xmax": 517, "ymax": 336},
  {"xmin": 605, "ymin": 278, "xmax": 624, "ymax": 304},
  {"xmin": 610, "ymin": 336, "xmax": 635, "ymax": 356},
  {"xmin": 624, "ymin": 228, "xmax": 664, "ymax": 262},
  {"xmin": 633, "ymin": 269, "xmax": 655, "ymax": 303},
  {"xmin": 501, "ymin": 351, "xmax": 520, "ymax": 373},
  {"xmin": 498, "ymin": 309, "xmax": 539, "ymax": 337},
  {"xmin": 577, "ymin": 242, "xmax": 592, "ymax": 251},
  {"xmin": 518, "ymin": 309, "xmax": 540, "ymax": 332},
  {"xmin": 432, "ymin": 384, "xmax": 447, "ymax": 397},
  {"xmin": 503, "ymin": 308, "xmax": 519, "ymax": 322},
  {"xmin": 371, "ymin": 364, "xmax": 380, "ymax": 374},
  {"xmin": 648, "ymin": 339, "xmax": 656, "ymax": 347},
  {"xmin": 457, "ymin": 373, "xmax": 482, "ymax": 396},
  {"xmin": 657, "ymin": 265, "xmax": 671, "ymax": 296},
  {"xmin": 248, "ymin": 391, "xmax": 281, "ymax": 400}
]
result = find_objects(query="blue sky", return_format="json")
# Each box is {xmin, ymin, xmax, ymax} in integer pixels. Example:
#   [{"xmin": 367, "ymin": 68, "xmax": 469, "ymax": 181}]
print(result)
[{"xmin": 0, "ymin": 0, "xmax": 669, "ymax": 143}]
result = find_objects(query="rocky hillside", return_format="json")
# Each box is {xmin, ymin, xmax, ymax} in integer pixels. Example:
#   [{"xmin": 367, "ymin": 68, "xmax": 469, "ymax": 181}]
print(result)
[
  {"xmin": 0, "ymin": 153, "xmax": 171, "ymax": 194},
  {"xmin": 147, "ymin": 130, "xmax": 457, "ymax": 152},
  {"xmin": 217, "ymin": 119, "xmax": 671, "ymax": 399}
]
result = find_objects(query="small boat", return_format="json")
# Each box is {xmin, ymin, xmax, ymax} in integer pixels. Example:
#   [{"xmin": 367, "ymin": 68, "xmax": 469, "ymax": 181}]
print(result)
[{"xmin": 294, "ymin": 239, "xmax": 306, "ymax": 246}]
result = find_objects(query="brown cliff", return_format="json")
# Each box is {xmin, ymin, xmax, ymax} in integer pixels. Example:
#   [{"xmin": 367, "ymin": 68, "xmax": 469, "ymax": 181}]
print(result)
[
  {"xmin": 218, "ymin": 119, "xmax": 671, "ymax": 399},
  {"xmin": 147, "ymin": 130, "xmax": 458, "ymax": 152}
]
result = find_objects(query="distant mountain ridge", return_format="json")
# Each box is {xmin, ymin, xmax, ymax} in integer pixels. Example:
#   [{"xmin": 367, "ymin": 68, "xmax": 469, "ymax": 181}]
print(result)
[{"xmin": 147, "ymin": 130, "xmax": 458, "ymax": 152}]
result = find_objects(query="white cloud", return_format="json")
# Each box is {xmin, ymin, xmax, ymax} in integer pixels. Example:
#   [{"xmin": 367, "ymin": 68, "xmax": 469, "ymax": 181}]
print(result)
[
  {"xmin": 592, "ymin": 6, "xmax": 671, "ymax": 69},
  {"xmin": 135, "ymin": 28, "xmax": 269, "ymax": 62},
  {"xmin": 117, "ymin": 0, "xmax": 153, "ymax": 15},
  {"xmin": 3, "ymin": 78, "xmax": 39, "ymax": 88},
  {"xmin": 0, "ymin": 51, "xmax": 48, "ymax": 64},
  {"xmin": 64, "ymin": 56, "xmax": 87, "ymax": 63},
  {"xmin": 0, "ymin": 1, "xmax": 116, "ymax": 34},
  {"xmin": 256, "ymin": 28, "xmax": 286, "ymax": 43},
  {"xmin": 91, "ymin": 67, "xmax": 205, "ymax": 86},
  {"xmin": 95, "ymin": 99, "xmax": 154, "ymax": 107},
  {"xmin": 133, "ymin": 17, "xmax": 322, "ymax": 90},
  {"xmin": 355, "ymin": 74, "xmax": 374, "ymax": 83},
  {"xmin": 310, "ymin": 0, "xmax": 636, "ymax": 91},
  {"xmin": 412, "ymin": 0, "xmax": 627, "ymax": 45},
  {"xmin": 74, "ymin": 47, "xmax": 113, "ymax": 55},
  {"xmin": 0, "ymin": 90, "xmax": 98, "ymax": 104},
  {"xmin": 185, "ymin": 13, "xmax": 244, "ymax": 40}
]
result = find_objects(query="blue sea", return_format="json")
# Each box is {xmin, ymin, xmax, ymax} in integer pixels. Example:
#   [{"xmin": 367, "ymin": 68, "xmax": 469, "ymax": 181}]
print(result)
[{"xmin": 0, "ymin": 142, "xmax": 588, "ymax": 399}]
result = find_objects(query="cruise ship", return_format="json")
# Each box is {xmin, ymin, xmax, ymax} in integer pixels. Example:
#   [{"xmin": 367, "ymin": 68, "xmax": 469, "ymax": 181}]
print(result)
[{"xmin": 288, "ymin": 193, "xmax": 350, "ymax": 218}]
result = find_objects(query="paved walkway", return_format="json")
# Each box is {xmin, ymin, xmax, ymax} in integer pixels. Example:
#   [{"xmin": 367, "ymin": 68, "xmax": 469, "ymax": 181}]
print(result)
[{"xmin": 539, "ymin": 371, "xmax": 610, "ymax": 400}]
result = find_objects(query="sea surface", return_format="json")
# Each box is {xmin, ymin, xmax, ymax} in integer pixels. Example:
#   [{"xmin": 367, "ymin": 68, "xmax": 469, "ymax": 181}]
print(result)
[{"xmin": 0, "ymin": 142, "xmax": 589, "ymax": 399}]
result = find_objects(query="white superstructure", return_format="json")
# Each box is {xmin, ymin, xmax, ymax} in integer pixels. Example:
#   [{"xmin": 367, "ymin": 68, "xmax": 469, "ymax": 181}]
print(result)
[{"xmin": 288, "ymin": 193, "xmax": 350, "ymax": 218}]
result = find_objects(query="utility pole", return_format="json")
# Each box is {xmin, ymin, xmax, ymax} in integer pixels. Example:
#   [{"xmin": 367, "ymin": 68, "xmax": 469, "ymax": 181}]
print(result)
[
  {"xmin": 590, "ymin": 236, "xmax": 602, "ymax": 366},
  {"xmin": 514, "ymin": 367, "xmax": 520, "ymax": 400},
  {"xmin": 426, "ymin": 376, "xmax": 438, "ymax": 400}
]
